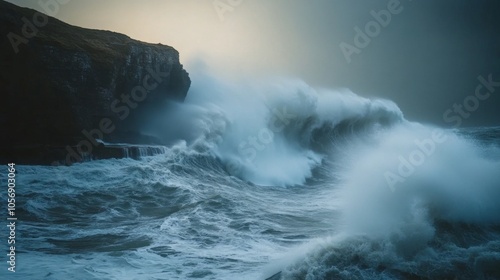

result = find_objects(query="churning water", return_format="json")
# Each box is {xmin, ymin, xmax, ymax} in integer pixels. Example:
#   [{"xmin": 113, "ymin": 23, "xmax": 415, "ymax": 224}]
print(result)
[{"xmin": 3, "ymin": 71, "xmax": 500, "ymax": 279}]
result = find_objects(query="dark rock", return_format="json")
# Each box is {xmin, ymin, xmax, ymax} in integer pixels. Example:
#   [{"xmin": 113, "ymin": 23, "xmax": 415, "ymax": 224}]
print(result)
[
  {"xmin": 0, "ymin": 144, "xmax": 169, "ymax": 165},
  {"xmin": 0, "ymin": 0, "xmax": 190, "ymax": 164}
]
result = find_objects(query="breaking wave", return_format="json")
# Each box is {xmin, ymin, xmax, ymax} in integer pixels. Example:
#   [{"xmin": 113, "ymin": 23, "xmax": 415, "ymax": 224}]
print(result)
[{"xmin": 11, "ymin": 68, "xmax": 500, "ymax": 279}]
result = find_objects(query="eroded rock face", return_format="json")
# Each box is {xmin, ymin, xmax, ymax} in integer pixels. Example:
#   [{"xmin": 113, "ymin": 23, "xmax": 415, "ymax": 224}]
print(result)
[{"xmin": 0, "ymin": 0, "xmax": 190, "ymax": 152}]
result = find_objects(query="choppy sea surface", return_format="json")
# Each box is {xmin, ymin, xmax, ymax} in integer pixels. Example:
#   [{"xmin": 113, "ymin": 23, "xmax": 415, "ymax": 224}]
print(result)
[{"xmin": 2, "ymin": 76, "xmax": 500, "ymax": 279}]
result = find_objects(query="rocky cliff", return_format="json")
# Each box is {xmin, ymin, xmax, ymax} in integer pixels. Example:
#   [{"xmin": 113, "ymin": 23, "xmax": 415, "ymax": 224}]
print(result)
[{"xmin": 0, "ymin": 1, "xmax": 191, "ymax": 164}]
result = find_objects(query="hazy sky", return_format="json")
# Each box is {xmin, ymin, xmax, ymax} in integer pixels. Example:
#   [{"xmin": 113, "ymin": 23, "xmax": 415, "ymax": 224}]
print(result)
[{"xmin": 7, "ymin": 0, "xmax": 500, "ymax": 126}]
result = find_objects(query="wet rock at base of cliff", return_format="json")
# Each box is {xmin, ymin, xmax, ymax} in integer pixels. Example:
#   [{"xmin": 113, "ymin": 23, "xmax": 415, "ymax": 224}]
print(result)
[{"xmin": 0, "ymin": 0, "xmax": 191, "ymax": 163}]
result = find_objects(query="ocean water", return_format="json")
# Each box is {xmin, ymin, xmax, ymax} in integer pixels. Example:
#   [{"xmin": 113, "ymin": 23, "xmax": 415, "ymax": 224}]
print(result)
[{"xmin": 2, "ymin": 73, "xmax": 500, "ymax": 279}]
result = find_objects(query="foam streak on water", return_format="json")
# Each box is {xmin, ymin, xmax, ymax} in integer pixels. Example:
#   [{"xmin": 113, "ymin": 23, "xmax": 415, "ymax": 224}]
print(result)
[{"xmin": 3, "ymin": 74, "xmax": 500, "ymax": 280}]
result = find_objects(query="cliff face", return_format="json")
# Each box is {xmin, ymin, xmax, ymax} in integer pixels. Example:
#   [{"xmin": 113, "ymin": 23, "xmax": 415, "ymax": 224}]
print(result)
[{"xmin": 0, "ymin": 0, "xmax": 190, "ymax": 152}]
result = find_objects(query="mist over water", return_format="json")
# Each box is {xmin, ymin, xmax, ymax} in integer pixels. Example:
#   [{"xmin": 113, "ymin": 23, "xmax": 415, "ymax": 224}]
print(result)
[
  {"xmin": 147, "ymin": 64, "xmax": 405, "ymax": 187},
  {"xmin": 7, "ymin": 65, "xmax": 500, "ymax": 279}
]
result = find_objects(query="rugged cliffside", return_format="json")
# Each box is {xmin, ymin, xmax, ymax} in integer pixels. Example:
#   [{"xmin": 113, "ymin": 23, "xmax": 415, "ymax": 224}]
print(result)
[{"xmin": 0, "ymin": 1, "xmax": 191, "ymax": 163}]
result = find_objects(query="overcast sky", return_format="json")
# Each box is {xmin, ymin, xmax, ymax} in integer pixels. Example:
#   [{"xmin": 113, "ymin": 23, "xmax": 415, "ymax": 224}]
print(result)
[{"xmin": 7, "ymin": 0, "xmax": 500, "ymax": 126}]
